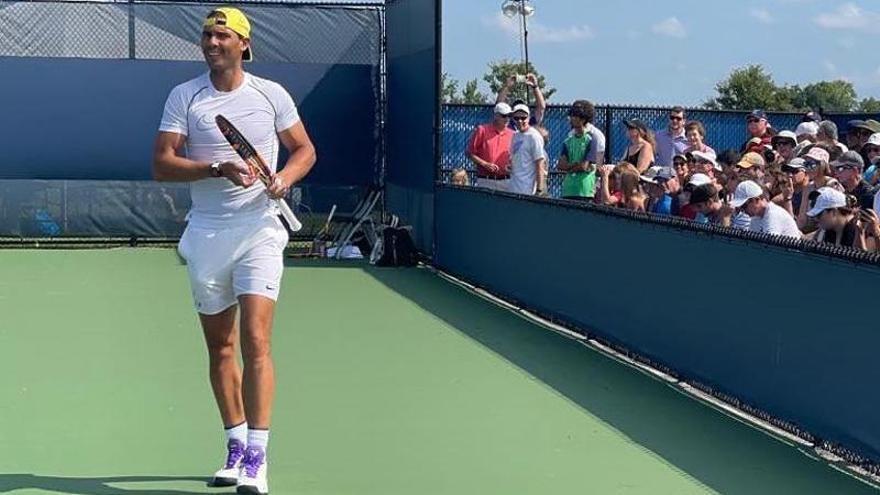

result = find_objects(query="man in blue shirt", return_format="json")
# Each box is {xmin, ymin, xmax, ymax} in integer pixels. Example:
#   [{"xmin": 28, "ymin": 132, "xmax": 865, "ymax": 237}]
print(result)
[{"xmin": 654, "ymin": 106, "xmax": 689, "ymax": 167}]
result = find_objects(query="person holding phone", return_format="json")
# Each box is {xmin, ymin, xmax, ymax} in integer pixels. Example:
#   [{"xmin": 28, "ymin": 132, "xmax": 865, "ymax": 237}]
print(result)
[{"xmin": 806, "ymin": 187, "xmax": 880, "ymax": 250}]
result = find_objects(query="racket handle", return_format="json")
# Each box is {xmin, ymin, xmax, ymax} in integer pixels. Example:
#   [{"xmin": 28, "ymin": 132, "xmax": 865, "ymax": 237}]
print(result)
[{"xmin": 276, "ymin": 198, "xmax": 302, "ymax": 232}]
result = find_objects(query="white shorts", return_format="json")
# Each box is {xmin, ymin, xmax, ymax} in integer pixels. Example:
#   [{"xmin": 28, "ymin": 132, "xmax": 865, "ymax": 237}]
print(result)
[{"xmin": 178, "ymin": 215, "xmax": 289, "ymax": 315}]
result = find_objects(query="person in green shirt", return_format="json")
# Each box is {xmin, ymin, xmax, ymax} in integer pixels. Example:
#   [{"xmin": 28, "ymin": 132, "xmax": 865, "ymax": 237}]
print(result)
[{"xmin": 557, "ymin": 104, "xmax": 595, "ymax": 200}]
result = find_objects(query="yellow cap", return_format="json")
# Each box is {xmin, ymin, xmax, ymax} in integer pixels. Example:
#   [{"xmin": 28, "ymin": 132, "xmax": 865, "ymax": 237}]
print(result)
[{"xmin": 204, "ymin": 7, "xmax": 253, "ymax": 61}]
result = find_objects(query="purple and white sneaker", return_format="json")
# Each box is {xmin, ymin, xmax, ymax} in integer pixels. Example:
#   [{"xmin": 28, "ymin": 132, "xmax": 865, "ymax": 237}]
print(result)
[
  {"xmin": 236, "ymin": 446, "xmax": 269, "ymax": 495},
  {"xmin": 211, "ymin": 438, "xmax": 245, "ymax": 487}
]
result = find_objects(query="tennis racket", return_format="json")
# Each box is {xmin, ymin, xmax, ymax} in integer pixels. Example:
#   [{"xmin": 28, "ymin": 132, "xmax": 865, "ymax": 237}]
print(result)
[
  {"xmin": 215, "ymin": 114, "xmax": 302, "ymax": 232},
  {"xmin": 310, "ymin": 204, "xmax": 337, "ymax": 256}
]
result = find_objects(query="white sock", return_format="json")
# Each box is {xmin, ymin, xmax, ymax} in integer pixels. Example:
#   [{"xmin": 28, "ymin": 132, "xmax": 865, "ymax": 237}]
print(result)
[
  {"xmin": 247, "ymin": 428, "xmax": 270, "ymax": 451},
  {"xmin": 225, "ymin": 422, "xmax": 248, "ymax": 445}
]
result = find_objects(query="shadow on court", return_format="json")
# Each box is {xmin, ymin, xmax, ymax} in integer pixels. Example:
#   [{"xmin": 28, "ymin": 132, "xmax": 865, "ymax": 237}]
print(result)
[
  {"xmin": 362, "ymin": 265, "xmax": 878, "ymax": 495},
  {"xmin": 0, "ymin": 474, "xmax": 210, "ymax": 494}
]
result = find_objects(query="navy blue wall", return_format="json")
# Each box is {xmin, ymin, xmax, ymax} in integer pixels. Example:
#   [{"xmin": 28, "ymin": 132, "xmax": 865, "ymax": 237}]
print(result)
[
  {"xmin": 436, "ymin": 185, "xmax": 880, "ymax": 462},
  {"xmin": 385, "ymin": 0, "xmax": 438, "ymax": 253},
  {"xmin": 0, "ymin": 57, "xmax": 378, "ymax": 185}
]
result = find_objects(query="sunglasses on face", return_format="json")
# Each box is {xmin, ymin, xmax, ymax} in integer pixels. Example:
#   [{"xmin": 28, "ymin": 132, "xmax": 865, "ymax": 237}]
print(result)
[
  {"xmin": 865, "ymin": 146, "xmax": 880, "ymax": 154},
  {"xmin": 835, "ymin": 165, "xmax": 858, "ymax": 173},
  {"xmin": 512, "ymin": 116, "xmax": 529, "ymax": 122},
  {"xmin": 747, "ymin": 118, "xmax": 761, "ymax": 124},
  {"xmin": 669, "ymin": 115, "xmax": 684, "ymax": 121},
  {"xmin": 673, "ymin": 161, "xmax": 686, "ymax": 166}
]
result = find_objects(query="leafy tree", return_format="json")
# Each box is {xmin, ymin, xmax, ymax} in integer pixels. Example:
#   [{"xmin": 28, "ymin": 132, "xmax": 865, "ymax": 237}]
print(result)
[
  {"xmin": 858, "ymin": 97, "xmax": 880, "ymax": 113},
  {"xmin": 441, "ymin": 72, "xmax": 459, "ymax": 104},
  {"xmin": 460, "ymin": 79, "xmax": 489, "ymax": 104},
  {"xmin": 705, "ymin": 65, "xmax": 791, "ymax": 111},
  {"xmin": 796, "ymin": 81, "xmax": 856, "ymax": 112}
]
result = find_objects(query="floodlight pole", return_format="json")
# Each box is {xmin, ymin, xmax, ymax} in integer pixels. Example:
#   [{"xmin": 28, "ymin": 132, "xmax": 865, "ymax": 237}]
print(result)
[{"xmin": 521, "ymin": 0, "xmax": 531, "ymax": 105}]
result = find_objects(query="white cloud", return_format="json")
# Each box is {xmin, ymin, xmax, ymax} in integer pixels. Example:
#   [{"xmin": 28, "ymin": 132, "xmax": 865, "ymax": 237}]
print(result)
[
  {"xmin": 485, "ymin": 13, "xmax": 595, "ymax": 43},
  {"xmin": 749, "ymin": 8, "xmax": 774, "ymax": 24},
  {"xmin": 815, "ymin": 3, "xmax": 880, "ymax": 31},
  {"xmin": 651, "ymin": 17, "xmax": 687, "ymax": 38}
]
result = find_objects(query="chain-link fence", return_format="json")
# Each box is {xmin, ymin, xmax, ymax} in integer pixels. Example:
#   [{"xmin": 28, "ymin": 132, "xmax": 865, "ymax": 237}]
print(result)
[{"xmin": 441, "ymin": 104, "xmax": 880, "ymax": 198}]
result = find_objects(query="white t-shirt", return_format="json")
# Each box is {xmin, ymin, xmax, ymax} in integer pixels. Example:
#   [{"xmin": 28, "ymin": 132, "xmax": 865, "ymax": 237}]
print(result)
[
  {"xmin": 509, "ymin": 127, "xmax": 546, "ymax": 195},
  {"xmin": 750, "ymin": 202, "xmax": 802, "ymax": 238},
  {"xmin": 159, "ymin": 72, "xmax": 300, "ymax": 228}
]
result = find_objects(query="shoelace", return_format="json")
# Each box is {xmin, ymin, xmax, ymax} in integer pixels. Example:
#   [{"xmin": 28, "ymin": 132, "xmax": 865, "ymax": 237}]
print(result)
[
  {"xmin": 224, "ymin": 439, "xmax": 245, "ymax": 469},
  {"xmin": 241, "ymin": 447, "xmax": 265, "ymax": 478}
]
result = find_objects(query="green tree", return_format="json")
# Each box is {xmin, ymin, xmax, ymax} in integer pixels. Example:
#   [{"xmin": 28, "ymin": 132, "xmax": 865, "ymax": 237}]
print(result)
[
  {"xmin": 858, "ymin": 97, "xmax": 880, "ymax": 113},
  {"xmin": 441, "ymin": 72, "xmax": 459, "ymax": 104},
  {"xmin": 796, "ymin": 80, "xmax": 857, "ymax": 112},
  {"xmin": 460, "ymin": 79, "xmax": 489, "ymax": 104},
  {"xmin": 705, "ymin": 65, "xmax": 791, "ymax": 111},
  {"xmin": 483, "ymin": 59, "xmax": 556, "ymax": 102}
]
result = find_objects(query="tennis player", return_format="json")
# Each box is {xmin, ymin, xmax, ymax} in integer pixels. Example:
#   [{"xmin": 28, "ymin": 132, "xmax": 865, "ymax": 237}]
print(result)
[{"xmin": 152, "ymin": 7, "xmax": 316, "ymax": 495}]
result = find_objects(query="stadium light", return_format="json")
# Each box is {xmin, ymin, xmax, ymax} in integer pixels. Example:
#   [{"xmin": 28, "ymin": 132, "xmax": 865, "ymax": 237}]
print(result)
[{"xmin": 500, "ymin": 0, "xmax": 536, "ymax": 103}]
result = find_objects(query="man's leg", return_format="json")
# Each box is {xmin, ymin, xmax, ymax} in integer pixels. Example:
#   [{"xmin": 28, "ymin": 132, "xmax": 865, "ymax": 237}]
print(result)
[
  {"xmin": 200, "ymin": 305, "xmax": 249, "ymax": 487},
  {"xmin": 236, "ymin": 294, "xmax": 276, "ymax": 495},
  {"xmin": 238, "ymin": 294, "xmax": 276, "ymax": 429},
  {"xmin": 200, "ymin": 305, "xmax": 246, "ymax": 427}
]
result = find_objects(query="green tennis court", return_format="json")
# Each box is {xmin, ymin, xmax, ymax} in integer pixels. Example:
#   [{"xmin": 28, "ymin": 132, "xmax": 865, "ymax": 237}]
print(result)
[{"xmin": 0, "ymin": 249, "xmax": 875, "ymax": 494}]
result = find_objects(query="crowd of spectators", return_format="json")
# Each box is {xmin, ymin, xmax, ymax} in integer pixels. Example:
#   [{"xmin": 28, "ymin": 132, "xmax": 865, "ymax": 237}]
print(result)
[{"xmin": 460, "ymin": 76, "xmax": 880, "ymax": 251}]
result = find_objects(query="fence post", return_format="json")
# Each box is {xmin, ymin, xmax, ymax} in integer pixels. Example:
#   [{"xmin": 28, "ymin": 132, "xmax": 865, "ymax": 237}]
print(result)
[{"xmin": 604, "ymin": 106, "xmax": 612, "ymax": 164}]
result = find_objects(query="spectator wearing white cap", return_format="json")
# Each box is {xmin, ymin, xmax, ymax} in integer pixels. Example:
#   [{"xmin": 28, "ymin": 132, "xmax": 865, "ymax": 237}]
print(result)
[
  {"xmin": 690, "ymin": 150, "xmax": 721, "ymax": 179},
  {"xmin": 497, "ymin": 73, "xmax": 546, "ymax": 126},
  {"xmin": 777, "ymin": 157, "xmax": 814, "ymax": 229},
  {"xmin": 807, "ymin": 187, "xmax": 879, "ymax": 250},
  {"xmin": 771, "ymin": 130, "xmax": 798, "ymax": 165},
  {"xmin": 677, "ymin": 173, "xmax": 712, "ymax": 220},
  {"xmin": 654, "ymin": 106, "xmax": 689, "ymax": 167},
  {"xmin": 832, "ymin": 151, "xmax": 876, "ymax": 209},
  {"xmin": 860, "ymin": 133, "xmax": 880, "ymax": 185},
  {"xmin": 730, "ymin": 180, "xmax": 801, "ymax": 238},
  {"xmin": 643, "ymin": 167, "xmax": 680, "ymax": 216},
  {"xmin": 466, "ymin": 102, "xmax": 514, "ymax": 191},
  {"xmin": 795, "ymin": 121, "xmax": 819, "ymax": 144},
  {"xmin": 508, "ymin": 104, "xmax": 547, "ymax": 196}
]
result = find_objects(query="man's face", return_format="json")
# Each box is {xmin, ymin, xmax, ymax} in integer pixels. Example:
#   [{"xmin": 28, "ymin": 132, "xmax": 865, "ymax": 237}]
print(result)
[
  {"xmin": 865, "ymin": 144, "xmax": 880, "ymax": 165},
  {"xmin": 569, "ymin": 115, "xmax": 586, "ymax": 130},
  {"xmin": 786, "ymin": 168, "xmax": 808, "ymax": 187},
  {"xmin": 660, "ymin": 177, "xmax": 680, "ymax": 195},
  {"xmin": 849, "ymin": 129, "xmax": 872, "ymax": 148},
  {"xmin": 773, "ymin": 140, "xmax": 795, "ymax": 160},
  {"xmin": 493, "ymin": 113, "xmax": 510, "ymax": 127},
  {"xmin": 673, "ymin": 158, "xmax": 688, "ymax": 180},
  {"xmin": 834, "ymin": 164, "xmax": 861, "ymax": 190},
  {"xmin": 693, "ymin": 198, "xmax": 719, "ymax": 215},
  {"xmin": 512, "ymin": 112, "xmax": 530, "ymax": 132},
  {"xmin": 747, "ymin": 117, "xmax": 768, "ymax": 137},
  {"xmin": 669, "ymin": 112, "xmax": 685, "ymax": 132},
  {"xmin": 201, "ymin": 24, "xmax": 247, "ymax": 70},
  {"xmin": 742, "ymin": 197, "xmax": 763, "ymax": 217},
  {"xmin": 694, "ymin": 159, "xmax": 714, "ymax": 175}
]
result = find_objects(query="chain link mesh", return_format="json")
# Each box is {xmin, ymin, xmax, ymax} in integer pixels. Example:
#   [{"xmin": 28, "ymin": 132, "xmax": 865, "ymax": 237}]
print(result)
[
  {"xmin": 441, "ymin": 104, "xmax": 871, "ymax": 198},
  {"xmin": 1, "ymin": 1, "xmax": 381, "ymax": 64}
]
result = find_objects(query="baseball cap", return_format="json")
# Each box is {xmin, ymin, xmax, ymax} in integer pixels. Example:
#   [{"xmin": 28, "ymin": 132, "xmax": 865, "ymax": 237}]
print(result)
[
  {"xmin": 688, "ymin": 173, "xmax": 712, "ymax": 187},
  {"xmin": 640, "ymin": 166, "xmax": 662, "ymax": 184},
  {"xmin": 866, "ymin": 133, "xmax": 880, "ymax": 148},
  {"xmin": 807, "ymin": 187, "xmax": 847, "ymax": 217},
  {"xmin": 689, "ymin": 184, "xmax": 716, "ymax": 205},
  {"xmin": 747, "ymin": 110, "xmax": 767, "ymax": 121},
  {"xmin": 782, "ymin": 157, "xmax": 807, "ymax": 172},
  {"xmin": 730, "ymin": 180, "xmax": 764, "ymax": 208},
  {"xmin": 494, "ymin": 102, "xmax": 512, "ymax": 116},
  {"xmin": 772, "ymin": 130, "xmax": 798, "ymax": 146},
  {"xmin": 832, "ymin": 150, "xmax": 865, "ymax": 171},
  {"xmin": 205, "ymin": 8, "xmax": 253, "ymax": 61},
  {"xmin": 623, "ymin": 118, "xmax": 648, "ymax": 132},
  {"xmin": 795, "ymin": 121, "xmax": 819, "ymax": 137},
  {"xmin": 691, "ymin": 150, "xmax": 720, "ymax": 171},
  {"xmin": 803, "ymin": 110, "xmax": 821, "ymax": 123},
  {"xmin": 804, "ymin": 147, "xmax": 830, "ymax": 164},
  {"xmin": 736, "ymin": 152, "xmax": 766, "ymax": 169},
  {"xmin": 511, "ymin": 103, "xmax": 530, "ymax": 116}
]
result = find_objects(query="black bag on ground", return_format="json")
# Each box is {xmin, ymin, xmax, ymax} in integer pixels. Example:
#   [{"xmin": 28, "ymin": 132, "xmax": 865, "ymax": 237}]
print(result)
[{"xmin": 374, "ymin": 226, "xmax": 418, "ymax": 267}]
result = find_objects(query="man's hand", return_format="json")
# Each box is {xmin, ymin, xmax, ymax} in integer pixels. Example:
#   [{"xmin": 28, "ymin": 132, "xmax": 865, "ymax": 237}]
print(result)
[
  {"xmin": 267, "ymin": 174, "xmax": 291, "ymax": 200},
  {"xmin": 220, "ymin": 161, "xmax": 257, "ymax": 188},
  {"xmin": 486, "ymin": 163, "xmax": 501, "ymax": 174},
  {"xmin": 780, "ymin": 177, "xmax": 794, "ymax": 201},
  {"xmin": 526, "ymin": 73, "xmax": 538, "ymax": 88}
]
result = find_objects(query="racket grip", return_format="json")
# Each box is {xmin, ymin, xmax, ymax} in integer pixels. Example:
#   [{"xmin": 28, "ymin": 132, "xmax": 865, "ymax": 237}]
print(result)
[{"xmin": 276, "ymin": 198, "xmax": 302, "ymax": 232}]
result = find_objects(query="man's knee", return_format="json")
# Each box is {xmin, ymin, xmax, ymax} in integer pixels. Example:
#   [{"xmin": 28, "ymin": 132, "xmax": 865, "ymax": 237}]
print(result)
[{"xmin": 241, "ymin": 330, "xmax": 272, "ymax": 362}]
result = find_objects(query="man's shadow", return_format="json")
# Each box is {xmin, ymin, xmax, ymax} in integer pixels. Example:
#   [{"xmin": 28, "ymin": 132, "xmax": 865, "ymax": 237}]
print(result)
[{"xmin": 0, "ymin": 474, "xmax": 214, "ymax": 494}]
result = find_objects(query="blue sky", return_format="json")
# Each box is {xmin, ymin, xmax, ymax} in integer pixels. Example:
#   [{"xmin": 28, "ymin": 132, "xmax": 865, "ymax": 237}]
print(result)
[{"xmin": 442, "ymin": 0, "xmax": 880, "ymax": 106}]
